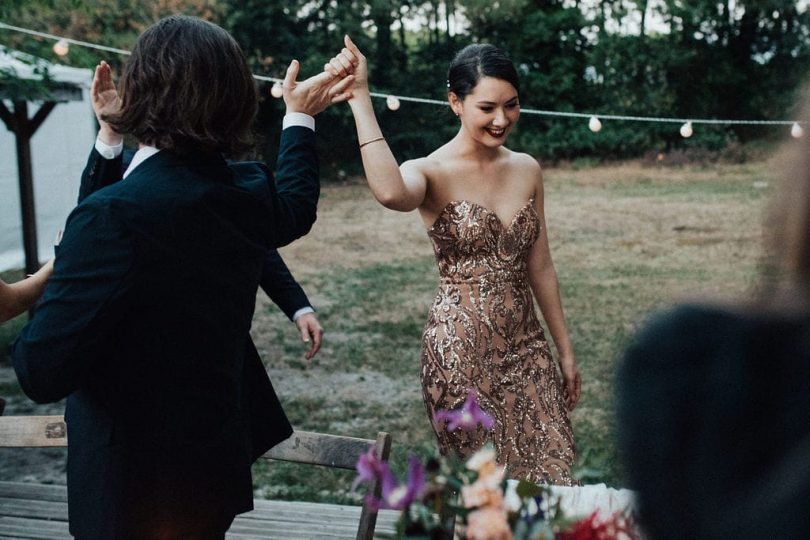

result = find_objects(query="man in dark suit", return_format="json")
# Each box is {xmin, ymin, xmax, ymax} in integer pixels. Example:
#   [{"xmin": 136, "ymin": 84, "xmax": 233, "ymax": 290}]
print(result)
[
  {"xmin": 12, "ymin": 16, "xmax": 353, "ymax": 538},
  {"xmin": 82, "ymin": 145, "xmax": 324, "ymax": 361}
]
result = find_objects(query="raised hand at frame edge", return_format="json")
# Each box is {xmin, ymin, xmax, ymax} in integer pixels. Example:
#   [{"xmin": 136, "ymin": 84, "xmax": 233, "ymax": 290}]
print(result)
[
  {"xmin": 0, "ymin": 259, "xmax": 55, "ymax": 323},
  {"xmin": 91, "ymin": 61, "xmax": 122, "ymax": 146},
  {"xmin": 282, "ymin": 58, "xmax": 355, "ymax": 117}
]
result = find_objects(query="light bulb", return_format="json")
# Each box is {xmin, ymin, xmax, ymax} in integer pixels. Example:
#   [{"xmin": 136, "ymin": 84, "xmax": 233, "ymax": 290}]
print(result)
[
  {"xmin": 791, "ymin": 122, "xmax": 804, "ymax": 139},
  {"xmin": 386, "ymin": 95, "xmax": 400, "ymax": 111},
  {"xmin": 53, "ymin": 39, "xmax": 69, "ymax": 57},
  {"xmin": 680, "ymin": 121, "xmax": 693, "ymax": 138},
  {"xmin": 270, "ymin": 83, "xmax": 283, "ymax": 98},
  {"xmin": 588, "ymin": 116, "xmax": 602, "ymax": 133}
]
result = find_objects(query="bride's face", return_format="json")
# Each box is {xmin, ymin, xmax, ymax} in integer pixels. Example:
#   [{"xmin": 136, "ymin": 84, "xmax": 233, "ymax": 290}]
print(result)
[{"xmin": 451, "ymin": 76, "xmax": 520, "ymax": 148}]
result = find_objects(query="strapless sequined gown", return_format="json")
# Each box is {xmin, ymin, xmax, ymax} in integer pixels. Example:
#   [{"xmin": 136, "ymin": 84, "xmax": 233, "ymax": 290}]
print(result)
[{"xmin": 421, "ymin": 199, "xmax": 576, "ymax": 485}]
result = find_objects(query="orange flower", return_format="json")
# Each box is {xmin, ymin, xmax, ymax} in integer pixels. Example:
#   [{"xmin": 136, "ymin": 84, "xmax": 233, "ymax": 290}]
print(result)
[
  {"xmin": 462, "ymin": 481, "xmax": 504, "ymax": 509},
  {"xmin": 466, "ymin": 507, "xmax": 513, "ymax": 540},
  {"xmin": 466, "ymin": 446, "xmax": 505, "ymax": 489}
]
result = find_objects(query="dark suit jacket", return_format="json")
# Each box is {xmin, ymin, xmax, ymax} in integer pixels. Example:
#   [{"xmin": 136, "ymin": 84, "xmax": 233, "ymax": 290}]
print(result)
[
  {"xmin": 617, "ymin": 304, "xmax": 810, "ymax": 539},
  {"xmin": 13, "ymin": 126, "xmax": 318, "ymax": 538},
  {"xmin": 81, "ymin": 148, "xmax": 313, "ymax": 321}
]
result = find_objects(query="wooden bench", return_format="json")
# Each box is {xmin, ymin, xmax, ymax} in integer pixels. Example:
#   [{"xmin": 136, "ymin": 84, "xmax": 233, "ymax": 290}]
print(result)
[{"xmin": 0, "ymin": 415, "xmax": 398, "ymax": 539}]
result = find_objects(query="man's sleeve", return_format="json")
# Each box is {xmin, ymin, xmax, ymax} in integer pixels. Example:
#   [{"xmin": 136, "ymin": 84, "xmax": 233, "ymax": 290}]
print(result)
[
  {"xmin": 12, "ymin": 198, "xmax": 134, "ymax": 403},
  {"xmin": 78, "ymin": 146, "xmax": 124, "ymax": 203},
  {"xmin": 259, "ymin": 249, "xmax": 312, "ymax": 321},
  {"xmin": 229, "ymin": 125, "xmax": 320, "ymax": 248}
]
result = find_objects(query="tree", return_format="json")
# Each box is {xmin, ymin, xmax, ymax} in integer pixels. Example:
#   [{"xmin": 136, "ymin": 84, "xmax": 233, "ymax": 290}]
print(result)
[
  {"xmin": 660, "ymin": 0, "xmax": 810, "ymax": 140},
  {"xmin": 1, "ymin": 0, "xmax": 220, "ymax": 71},
  {"xmin": 3, "ymin": 0, "xmax": 808, "ymax": 164}
]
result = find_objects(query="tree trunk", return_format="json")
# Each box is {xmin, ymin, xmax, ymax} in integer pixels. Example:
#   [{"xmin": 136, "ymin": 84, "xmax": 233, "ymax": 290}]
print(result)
[
  {"xmin": 599, "ymin": 0, "xmax": 608, "ymax": 36},
  {"xmin": 372, "ymin": 0, "xmax": 394, "ymax": 87},
  {"xmin": 445, "ymin": 0, "xmax": 454, "ymax": 41},
  {"xmin": 431, "ymin": 0, "xmax": 439, "ymax": 46},
  {"xmin": 639, "ymin": 0, "xmax": 648, "ymax": 37},
  {"xmin": 396, "ymin": 4, "xmax": 408, "ymax": 70}
]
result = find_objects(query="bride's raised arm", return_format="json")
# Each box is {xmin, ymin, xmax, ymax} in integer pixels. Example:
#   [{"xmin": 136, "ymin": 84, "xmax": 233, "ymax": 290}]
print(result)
[{"xmin": 325, "ymin": 36, "xmax": 426, "ymax": 212}]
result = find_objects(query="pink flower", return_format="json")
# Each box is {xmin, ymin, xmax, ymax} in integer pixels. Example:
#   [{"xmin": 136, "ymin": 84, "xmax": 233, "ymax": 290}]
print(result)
[
  {"xmin": 435, "ymin": 390, "xmax": 495, "ymax": 432},
  {"xmin": 466, "ymin": 507, "xmax": 513, "ymax": 540},
  {"xmin": 352, "ymin": 446, "xmax": 385, "ymax": 490},
  {"xmin": 365, "ymin": 456, "xmax": 426, "ymax": 511}
]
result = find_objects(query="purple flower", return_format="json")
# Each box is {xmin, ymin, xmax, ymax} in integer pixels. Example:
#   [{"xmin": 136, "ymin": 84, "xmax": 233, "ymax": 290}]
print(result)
[
  {"xmin": 365, "ymin": 456, "xmax": 426, "ymax": 511},
  {"xmin": 434, "ymin": 390, "xmax": 495, "ymax": 432},
  {"xmin": 352, "ymin": 446, "xmax": 385, "ymax": 490}
]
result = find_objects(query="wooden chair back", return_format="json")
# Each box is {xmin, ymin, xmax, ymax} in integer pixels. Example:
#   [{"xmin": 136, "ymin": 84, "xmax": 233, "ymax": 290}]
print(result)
[
  {"xmin": 260, "ymin": 429, "xmax": 392, "ymax": 540},
  {"xmin": 0, "ymin": 414, "xmax": 392, "ymax": 540}
]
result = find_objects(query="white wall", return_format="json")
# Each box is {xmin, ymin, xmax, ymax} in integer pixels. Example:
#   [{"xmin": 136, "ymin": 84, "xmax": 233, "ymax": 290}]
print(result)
[{"xmin": 0, "ymin": 89, "xmax": 95, "ymax": 271}]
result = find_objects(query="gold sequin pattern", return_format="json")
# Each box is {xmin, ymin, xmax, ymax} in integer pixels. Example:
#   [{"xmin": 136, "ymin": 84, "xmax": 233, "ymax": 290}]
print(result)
[{"xmin": 421, "ymin": 199, "xmax": 577, "ymax": 485}]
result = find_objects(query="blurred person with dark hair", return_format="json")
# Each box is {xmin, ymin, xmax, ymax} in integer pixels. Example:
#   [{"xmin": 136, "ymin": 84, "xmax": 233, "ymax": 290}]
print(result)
[
  {"xmin": 12, "ymin": 15, "xmax": 352, "ymax": 538},
  {"xmin": 617, "ymin": 90, "xmax": 810, "ymax": 539}
]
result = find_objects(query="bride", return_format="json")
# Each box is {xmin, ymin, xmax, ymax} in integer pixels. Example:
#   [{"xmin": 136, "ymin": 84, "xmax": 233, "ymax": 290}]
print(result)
[{"xmin": 327, "ymin": 37, "xmax": 580, "ymax": 485}]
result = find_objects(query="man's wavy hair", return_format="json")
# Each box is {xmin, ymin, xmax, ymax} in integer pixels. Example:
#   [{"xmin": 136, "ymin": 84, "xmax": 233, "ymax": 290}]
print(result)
[{"xmin": 105, "ymin": 15, "xmax": 257, "ymax": 156}]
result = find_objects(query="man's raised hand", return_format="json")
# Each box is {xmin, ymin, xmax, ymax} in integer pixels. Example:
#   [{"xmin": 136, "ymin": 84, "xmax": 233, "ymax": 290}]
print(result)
[{"xmin": 91, "ymin": 61, "xmax": 122, "ymax": 146}]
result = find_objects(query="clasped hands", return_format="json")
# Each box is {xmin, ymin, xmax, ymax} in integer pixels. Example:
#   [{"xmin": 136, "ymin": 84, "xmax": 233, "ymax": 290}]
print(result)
[
  {"xmin": 91, "ymin": 38, "xmax": 365, "ymax": 142},
  {"xmin": 283, "ymin": 35, "xmax": 366, "ymax": 114}
]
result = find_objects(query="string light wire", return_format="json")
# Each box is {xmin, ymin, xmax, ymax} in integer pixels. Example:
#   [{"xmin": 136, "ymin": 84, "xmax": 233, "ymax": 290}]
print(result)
[
  {"xmin": 0, "ymin": 21, "xmax": 131, "ymax": 56},
  {"xmin": 1, "ymin": 20, "xmax": 805, "ymax": 129},
  {"xmin": 368, "ymin": 92, "xmax": 801, "ymax": 126}
]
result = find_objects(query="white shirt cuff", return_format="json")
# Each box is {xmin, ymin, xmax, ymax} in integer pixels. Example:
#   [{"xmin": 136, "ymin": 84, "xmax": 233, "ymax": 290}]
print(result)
[
  {"xmin": 283, "ymin": 113, "xmax": 315, "ymax": 132},
  {"xmin": 292, "ymin": 306, "xmax": 315, "ymax": 322},
  {"xmin": 95, "ymin": 136, "xmax": 124, "ymax": 159}
]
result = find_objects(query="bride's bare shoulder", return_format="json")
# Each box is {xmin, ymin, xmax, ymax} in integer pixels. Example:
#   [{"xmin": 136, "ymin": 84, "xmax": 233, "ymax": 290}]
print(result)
[
  {"xmin": 505, "ymin": 148, "xmax": 543, "ymax": 174},
  {"xmin": 402, "ymin": 150, "xmax": 451, "ymax": 177},
  {"xmin": 400, "ymin": 157, "xmax": 430, "ymax": 182}
]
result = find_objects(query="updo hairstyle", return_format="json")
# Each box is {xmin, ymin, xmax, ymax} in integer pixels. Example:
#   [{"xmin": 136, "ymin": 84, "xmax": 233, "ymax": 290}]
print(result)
[{"xmin": 447, "ymin": 44, "xmax": 520, "ymax": 102}]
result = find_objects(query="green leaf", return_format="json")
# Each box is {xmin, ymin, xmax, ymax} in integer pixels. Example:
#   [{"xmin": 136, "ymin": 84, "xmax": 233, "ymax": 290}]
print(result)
[{"xmin": 515, "ymin": 479, "xmax": 544, "ymax": 499}]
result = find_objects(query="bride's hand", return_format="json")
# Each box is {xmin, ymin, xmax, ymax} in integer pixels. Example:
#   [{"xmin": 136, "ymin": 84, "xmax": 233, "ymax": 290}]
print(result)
[
  {"xmin": 560, "ymin": 357, "xmax": 581, "ymax": 411},
  {"xmin": 323, "ymin": 35, "xmax": 367, "ymax": 99},
  {"xmin": 91, "ymin": 61, "xmax": 122, "ymax": 145}
]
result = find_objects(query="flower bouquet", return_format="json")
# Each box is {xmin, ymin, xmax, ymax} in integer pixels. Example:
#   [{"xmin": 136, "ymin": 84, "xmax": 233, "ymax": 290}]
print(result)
[{"xmin": 353, "ymin": 390, "xmax": 637, "ymax": 540}]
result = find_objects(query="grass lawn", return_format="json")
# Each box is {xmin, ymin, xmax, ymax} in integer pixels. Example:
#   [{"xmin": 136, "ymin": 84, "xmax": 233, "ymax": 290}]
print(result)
[{"xmin": 0, "ymin": 158, "xmax": 774, "ymax": 502}]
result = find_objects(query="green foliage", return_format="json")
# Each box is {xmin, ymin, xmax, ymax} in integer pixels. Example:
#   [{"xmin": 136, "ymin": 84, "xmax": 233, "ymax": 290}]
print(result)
[
  {"xmin": 0, "ymin": 61, "xmax": 54, "ymax": 102},
  {"xmin": 0, "ymin": 0, "xmax": 222, "ymax": 71},
  {"xmin": 2, "ymin": 0, "xmax": 807, "ymax": 163}
]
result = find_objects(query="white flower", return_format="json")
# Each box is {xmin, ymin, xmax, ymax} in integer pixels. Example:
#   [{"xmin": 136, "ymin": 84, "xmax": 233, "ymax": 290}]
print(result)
[
  {"xmin": 503, "ymin": 480, "xmax": 522, "ymax": 513},
  {"xmin": 466, "ymin": 447, "xmax": 496, "ymax": 472}
]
